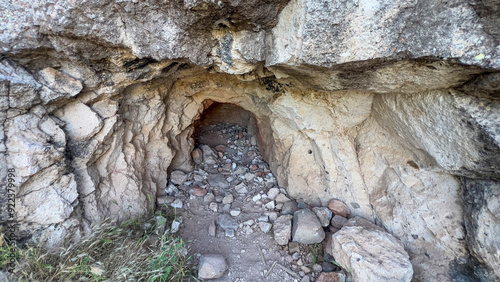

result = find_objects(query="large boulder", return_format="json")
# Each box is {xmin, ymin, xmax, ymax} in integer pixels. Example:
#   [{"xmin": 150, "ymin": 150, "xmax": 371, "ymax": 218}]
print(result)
[{"xmin": 332, "ymin": 217, "xmax": 413, "ymax": 282}]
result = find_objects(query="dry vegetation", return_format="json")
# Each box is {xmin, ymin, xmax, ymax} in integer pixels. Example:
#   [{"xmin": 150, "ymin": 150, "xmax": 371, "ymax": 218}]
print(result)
[{"xmin": 1, "ymin": 212, "xmax": 196, "ymax": 281}]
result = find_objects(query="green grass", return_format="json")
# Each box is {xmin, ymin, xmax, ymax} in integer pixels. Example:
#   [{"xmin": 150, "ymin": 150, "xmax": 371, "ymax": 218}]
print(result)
[{"xmin": 2, "ymin": 214, "xmax": 196, "ymax": 281}]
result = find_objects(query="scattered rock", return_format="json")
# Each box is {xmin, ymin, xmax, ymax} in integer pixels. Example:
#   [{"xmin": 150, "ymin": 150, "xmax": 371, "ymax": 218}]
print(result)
[
  {"xmin": 313, "ymin": 207, "xmax": 333, "ymax": 227},
  {"xmin": 198, "ymin": 254, "xmax": 227, "ymax": 280},
  {"xmin": 171, "ymin": 199, "xmax": 183, "ymax": 209},
  {"xmin": 170, "ymin": 170, "xmax": 188, "ymax": 185},
  {"xmin": 267, "ymin": 188, "xmax": 280, "ymax": 200},
  {"xmin": 235, "ymin": 183, "xmax": 249, "ymax": 194},
  {"xmin": 209, "ymin": 202, "xmax": 218, "ymax": 212},
  {"xmin": 292, "ymin": 209, "xmax": 325, "ymax": 244},
  {"xmin": 230, "ymin": 208, "xmax": 241, "ymax": 217},
  {"xmin": 289, "ymin": 242, "xmax": 300, "ymax": 254},
  {"xmin": 252, "ymin": 194, "xmax": 262, "ymax": 202},
  {"xmin": 273, "ymin": 215, "xmax": 293, "ymax": 245},
  {"xmin": 223, "ymin": 194, "xmax": 234, "ymax": 204},
  {"xmin": 204, "ymin": 193, "xmax": 215, "ymax": 203},
  {"xmin": 316, "ymin": 272, "xmax": 346, "ymax": 282},
  {"xmin": 275, "ymin": 193, "xmax": 291, "ymax": 203},
  {"xmin": 328, "ymin": 199, "xmax": 350, "ymax": 218},
  {"xmin": 208, "ymin": 220, "xmax": 216, "ymax": 237},
  {"xmin": 192, "ymin": 148, "xmax": 203, "ymax": 164},
  {"xmin": 313, "ymin": 264, "xmax": 323, "ymax": 272},
  {"xmin": 190, "ymin": 187, "xmax": 208, "ymax": 197},
  {"xmin": 332, "ymin": 217, "xmax": 413, "ymax": 282},
  {"xmin": 171, "ymin": 220, "xmax": 181, "ymax": 233},
  {"xmin": 217, "ymin": 214, "xmax": 239, "ymax": 231},
  {"xmin": 265, "ymin": 200, "xmax": 275, "ymax": 210},
  {"xmin": 200, "ymin": 145, "xmax": 217, "ymax": 165},
  {"xmin": 282, "ymin": 200, "xmax": 299, "ymax": 215},
  {"xmin": 330, "ymin": 215, "xmax": 348, "ymax": 229},
  {"xmin": 259, "ymin": 222, "xmax": 272, "ymax": 233},
  {"xmin": 208, "ymin": 174, "xmax": 230, "ymax": 189},
  {"xmin": 258, "ymin": 215, "xmax": 269, "ymax": 222}
]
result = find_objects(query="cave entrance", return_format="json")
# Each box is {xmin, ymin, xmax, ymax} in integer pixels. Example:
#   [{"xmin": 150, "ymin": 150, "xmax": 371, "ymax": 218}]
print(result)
[{"xmin": 192, "ymin": 101, "xmax": 258, "ymax": 148}]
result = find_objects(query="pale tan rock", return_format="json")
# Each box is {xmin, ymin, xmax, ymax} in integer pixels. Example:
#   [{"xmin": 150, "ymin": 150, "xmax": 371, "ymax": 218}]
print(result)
[
  {"xmin": 55, "ymin": 101, "xmax": 103, "ymax": 141},
  {"xmin": 332, "ymin": 217, "xmax": 413, "ymax": 282},
  {"xmin": 37, "ymin": 67, "xmax": 82, "ymax": 103}
]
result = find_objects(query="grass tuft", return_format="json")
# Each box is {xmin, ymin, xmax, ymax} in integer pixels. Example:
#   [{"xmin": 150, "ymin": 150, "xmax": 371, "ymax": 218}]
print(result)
[{"xmin": 2, "ymin": 215, "xmax": 196, "ymax": 281}]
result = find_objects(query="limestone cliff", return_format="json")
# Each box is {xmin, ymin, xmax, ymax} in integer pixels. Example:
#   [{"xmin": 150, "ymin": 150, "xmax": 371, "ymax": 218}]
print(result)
[{"xmin": 0, "ymin": 0, "xmax": 499, "ymax": 281}]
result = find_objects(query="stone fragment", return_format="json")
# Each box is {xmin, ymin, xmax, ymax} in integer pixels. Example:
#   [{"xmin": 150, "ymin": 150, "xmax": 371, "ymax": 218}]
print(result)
[
  {"xmin": 208, "ymin": 174, "xmax": 230, "ymax": 189},
  {"xmin": 200, "ymin": 145, "xmax": 217, "ymax": 165},
  {"xmin": 223, "ymin": 194, "xmax": 234, "ymax": 204},
  {"xmin": 217, "ymin": 214, "xmax": 239, "ymax": 231},
  {"xmin": 225, "ymin": 229, "xmax": 235, "ymax": 237},
  {"xmin": 244, "ymin": 172, "xmax": 255, "ymax": 181},
  {"xmin": 289, "ymin": 242, "xmax": 300, "ymax": 254},
  {"xmin": 273, "ymin": 215, "xmax": 293, "ymax": 245},
  {"xmin": 292, "ymin": 209, "xmax": 325, "ymax": 244},
  {"xmin": 259, "ymin": 222, "xmax": 272, "ymax": 233},
  {"xmin": 258, "ymin": 216, "xmax": 269, "ymax": 222},
  {"xmin": 316, "ymin": 272, "xmax": 345, "ymax": 282},
  {"xmin": 55, "ymin": 101, "xmax": 103, "ymax": 141},
  {"xmin": 204, "ymin": 193, "xmax": 215, "ymax": 203},
  {"xmin": 313, "ymin": 264, "xmax": 322, "ymax": 272},
  {"xmin": 190, "ymin": 187, "xmax": 207, "ymax": 197},
  {"xmin": 235, "ymin": 183, "xmax": 249, "ymax": 194},
  {"xmin": 170, "ymin": 170, "xmax": 188, "ymax": 185},
  {"xmin": 330, "ymin": 215, "xmax": 348, "ymax": 229},
  {"xmin": 209, "ymin": 220, "xmax": 216, "ymax": 237},
  {"xmin": 192, "ymin": 148, "xmax": 203, "ymax": 164},
  {"xmin": 282, "ymin": 200, "xmax": 299, "ymax": 215},
  {"xmin": 313, "ymin": 207, "xmax": 333, "ymax": 227},
  {"xmin": 222, "ymin": 204, "xmax": 231, "ymax": 212},
  {"xmin": 208, "ymin": 203, "xmax": 219, "ymax": 212},
  {"xmin": 301, "ymin": 275, "xmax": 310, "ymax": 282},
  {"xmin": 275, "ymin": 193, "xmax": 291, "ymax": 203},
  {"xmin": 38, "ymin": 67, "xmax": 83, "ymax": 103},
  {"xmin": 252, "ymin": 194, "xmax": 262, "ymax": 202},
  {"xmin": 166, "ymin": 183, "xmax": 179, "ymax": 196},
  {"xmin": 267, "ymin": 187, "xmax": 280, "ymax": 200},
  {"xmin": 328, "ymin": 199, "xmax": 350, "ymax": 218},
  {"xmin": 230, "ymin": 208, "xmax": 241, "ymax": 217},
  {"xmin": 332, "ymin": 217, "xmax": 413, "ymax": 282},
  {"xmin": 171, "ymin": 199, "xmax": 183, "ymax": 209},
  {"xmin": 265, "ymin": 200, "xmax": 275, "ymax": 210},
  {"xmin": 171, "ymin": 220, "xmax": 181, "ymax": 233},
  {"xmin": 198, "ymin": 254, "xmax": 227, "ymax": 280}
]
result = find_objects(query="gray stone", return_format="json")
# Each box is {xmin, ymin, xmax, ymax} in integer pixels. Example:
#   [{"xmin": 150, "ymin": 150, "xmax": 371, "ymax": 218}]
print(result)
[
  {"xmin": 313, "ymin": 207, "xmax": 333, "ymax": 227},
  {"xmin": 330, "ymin": 215, "xmax": 348, "ymax": 229},
  {"xmin": 204, "ymin": 193, "xmax": 215, "ymax": 204},
  {"xmin": 275, "ymin": 193, "xmax": 291, "ymax": 203},
  {"xmin": 200, "ymin": 145, "xmax": 217, "ymax": 165},
  {"xmin": 332, "ymin": 217, "xmax": 413, "ymax": 282},
  {"xmin": 267, "ymin": 187, "xmax": 280, "ymax": 200},
  {"xmin": 235, "ymin": 183, "xmax": 249, "ymax": 194},
  {"xmin": 217, "ymin": 214, "xmax": 239, "ymax": 231},
  {"xmin": 171, "ymin": 199, "xmax": 183, "ymax": 209},
  {"xmin": 292, "ymin": 209, "xmax": 325, "ymax": 244},
  {"xmin": 37, "ymin": 67, "xmax": 83, "ymax": 103},
  {"xmin": 259, "ymin": 222, "xmax": 272, "ymax": 233},
  {"xmin": 281, "ymin": 200, "xmax": 299, "ymax": 215},
  {"xmin": 170, "ymin": 220, "xmax": 181, "ymax": 234},
  {"xmin": 198, "ymin": 254, "xmax": 227, "ymax": 280},
  {"xmin": 209, "ymin": 202, "xmax": 218, "ymax": 212},
  {"xmin": 208, "ymin": 220, "xmax": 216, "ymax": 237},
  {"xmin": 170, "ymin": 170, "xmax": 188, "ymax": 185},
  {"xmin": 222, "ymin": 194, "xmax": 234, "ymax": 204},
  {"xmin": 208, "ymin": 174, "xmax": 230, "ymax": 189},
  {"xmin": 273, "ymin": 215, "xmax": 293, "ymax": 245},
  {"xmin": 230, "ymin": 208, "xmax": 241, "ymax": 217}
]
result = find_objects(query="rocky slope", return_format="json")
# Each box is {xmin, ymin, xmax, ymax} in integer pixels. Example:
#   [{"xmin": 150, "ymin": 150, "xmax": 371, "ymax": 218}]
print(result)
[{"xmin": 0, "ymin": 0, "xmax": 499, "ymax": 281}]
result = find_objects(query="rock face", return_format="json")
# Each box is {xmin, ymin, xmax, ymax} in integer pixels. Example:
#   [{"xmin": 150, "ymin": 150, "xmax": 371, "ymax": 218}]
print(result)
[
  {"xmin": 0, "ymin": 1, "xmax": 499, "ymax": 281},
  {"xmin": 332, "ymin": 217, "xmax": 413, "ymax": 282}
]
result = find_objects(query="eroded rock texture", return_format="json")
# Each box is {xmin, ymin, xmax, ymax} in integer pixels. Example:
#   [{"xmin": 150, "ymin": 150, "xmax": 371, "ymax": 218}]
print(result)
[{"xmin": 0, "ymin": 0, "xmax": 499, "ymax": 281}]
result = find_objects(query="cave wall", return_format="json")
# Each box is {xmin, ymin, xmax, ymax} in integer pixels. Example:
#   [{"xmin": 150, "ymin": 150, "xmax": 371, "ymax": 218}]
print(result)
[{"xmin": 1, "ymin": 0, "xmax": 499, "ymax": 281}]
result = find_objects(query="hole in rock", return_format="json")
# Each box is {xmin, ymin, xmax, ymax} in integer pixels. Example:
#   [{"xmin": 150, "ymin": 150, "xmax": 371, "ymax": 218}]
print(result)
[{"xmin": 161, "ymin": 102, "xmax": 332, "ymax": 280}]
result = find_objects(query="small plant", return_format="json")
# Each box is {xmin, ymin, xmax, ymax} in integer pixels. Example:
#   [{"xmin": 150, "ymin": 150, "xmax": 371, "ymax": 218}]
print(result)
[
  {"xmin": 8, "ymin": 216, "xmax": 195, "ymax": 281},
  {"xmin": 330, "ymin": 259, "xmax": 350, "ymax": 274}
]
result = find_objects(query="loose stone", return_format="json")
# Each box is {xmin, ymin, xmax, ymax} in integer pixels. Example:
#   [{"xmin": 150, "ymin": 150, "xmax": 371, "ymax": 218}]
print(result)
[{"xmin": 198, "ymin": 254, "xmax": 227, "ymax": 280}]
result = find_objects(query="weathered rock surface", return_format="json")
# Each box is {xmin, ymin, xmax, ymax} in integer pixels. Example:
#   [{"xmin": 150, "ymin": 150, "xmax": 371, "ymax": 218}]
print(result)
[
  {"xmin": 292, "ymin": 209, "xmax": 325, "ymax": 244},
  {"xmin": 198, "ymin": 254, "xmax": 227, "ymax": 280},
  {"xmin": 332, "ymin": 217, "xmax": 413, "ymax": 282},
  {"xmin": 0, "ymin": 1, "xmax": 498, "ymax": 281},
  {"xmin": 273, "ymin": 215, "xmax": 293, "ymax": 245}
]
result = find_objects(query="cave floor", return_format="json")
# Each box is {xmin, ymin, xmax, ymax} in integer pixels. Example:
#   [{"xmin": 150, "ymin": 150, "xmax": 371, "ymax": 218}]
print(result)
[{"xmin": 164, "ymin": 122, "xmax": 327, "ymax": 281}]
